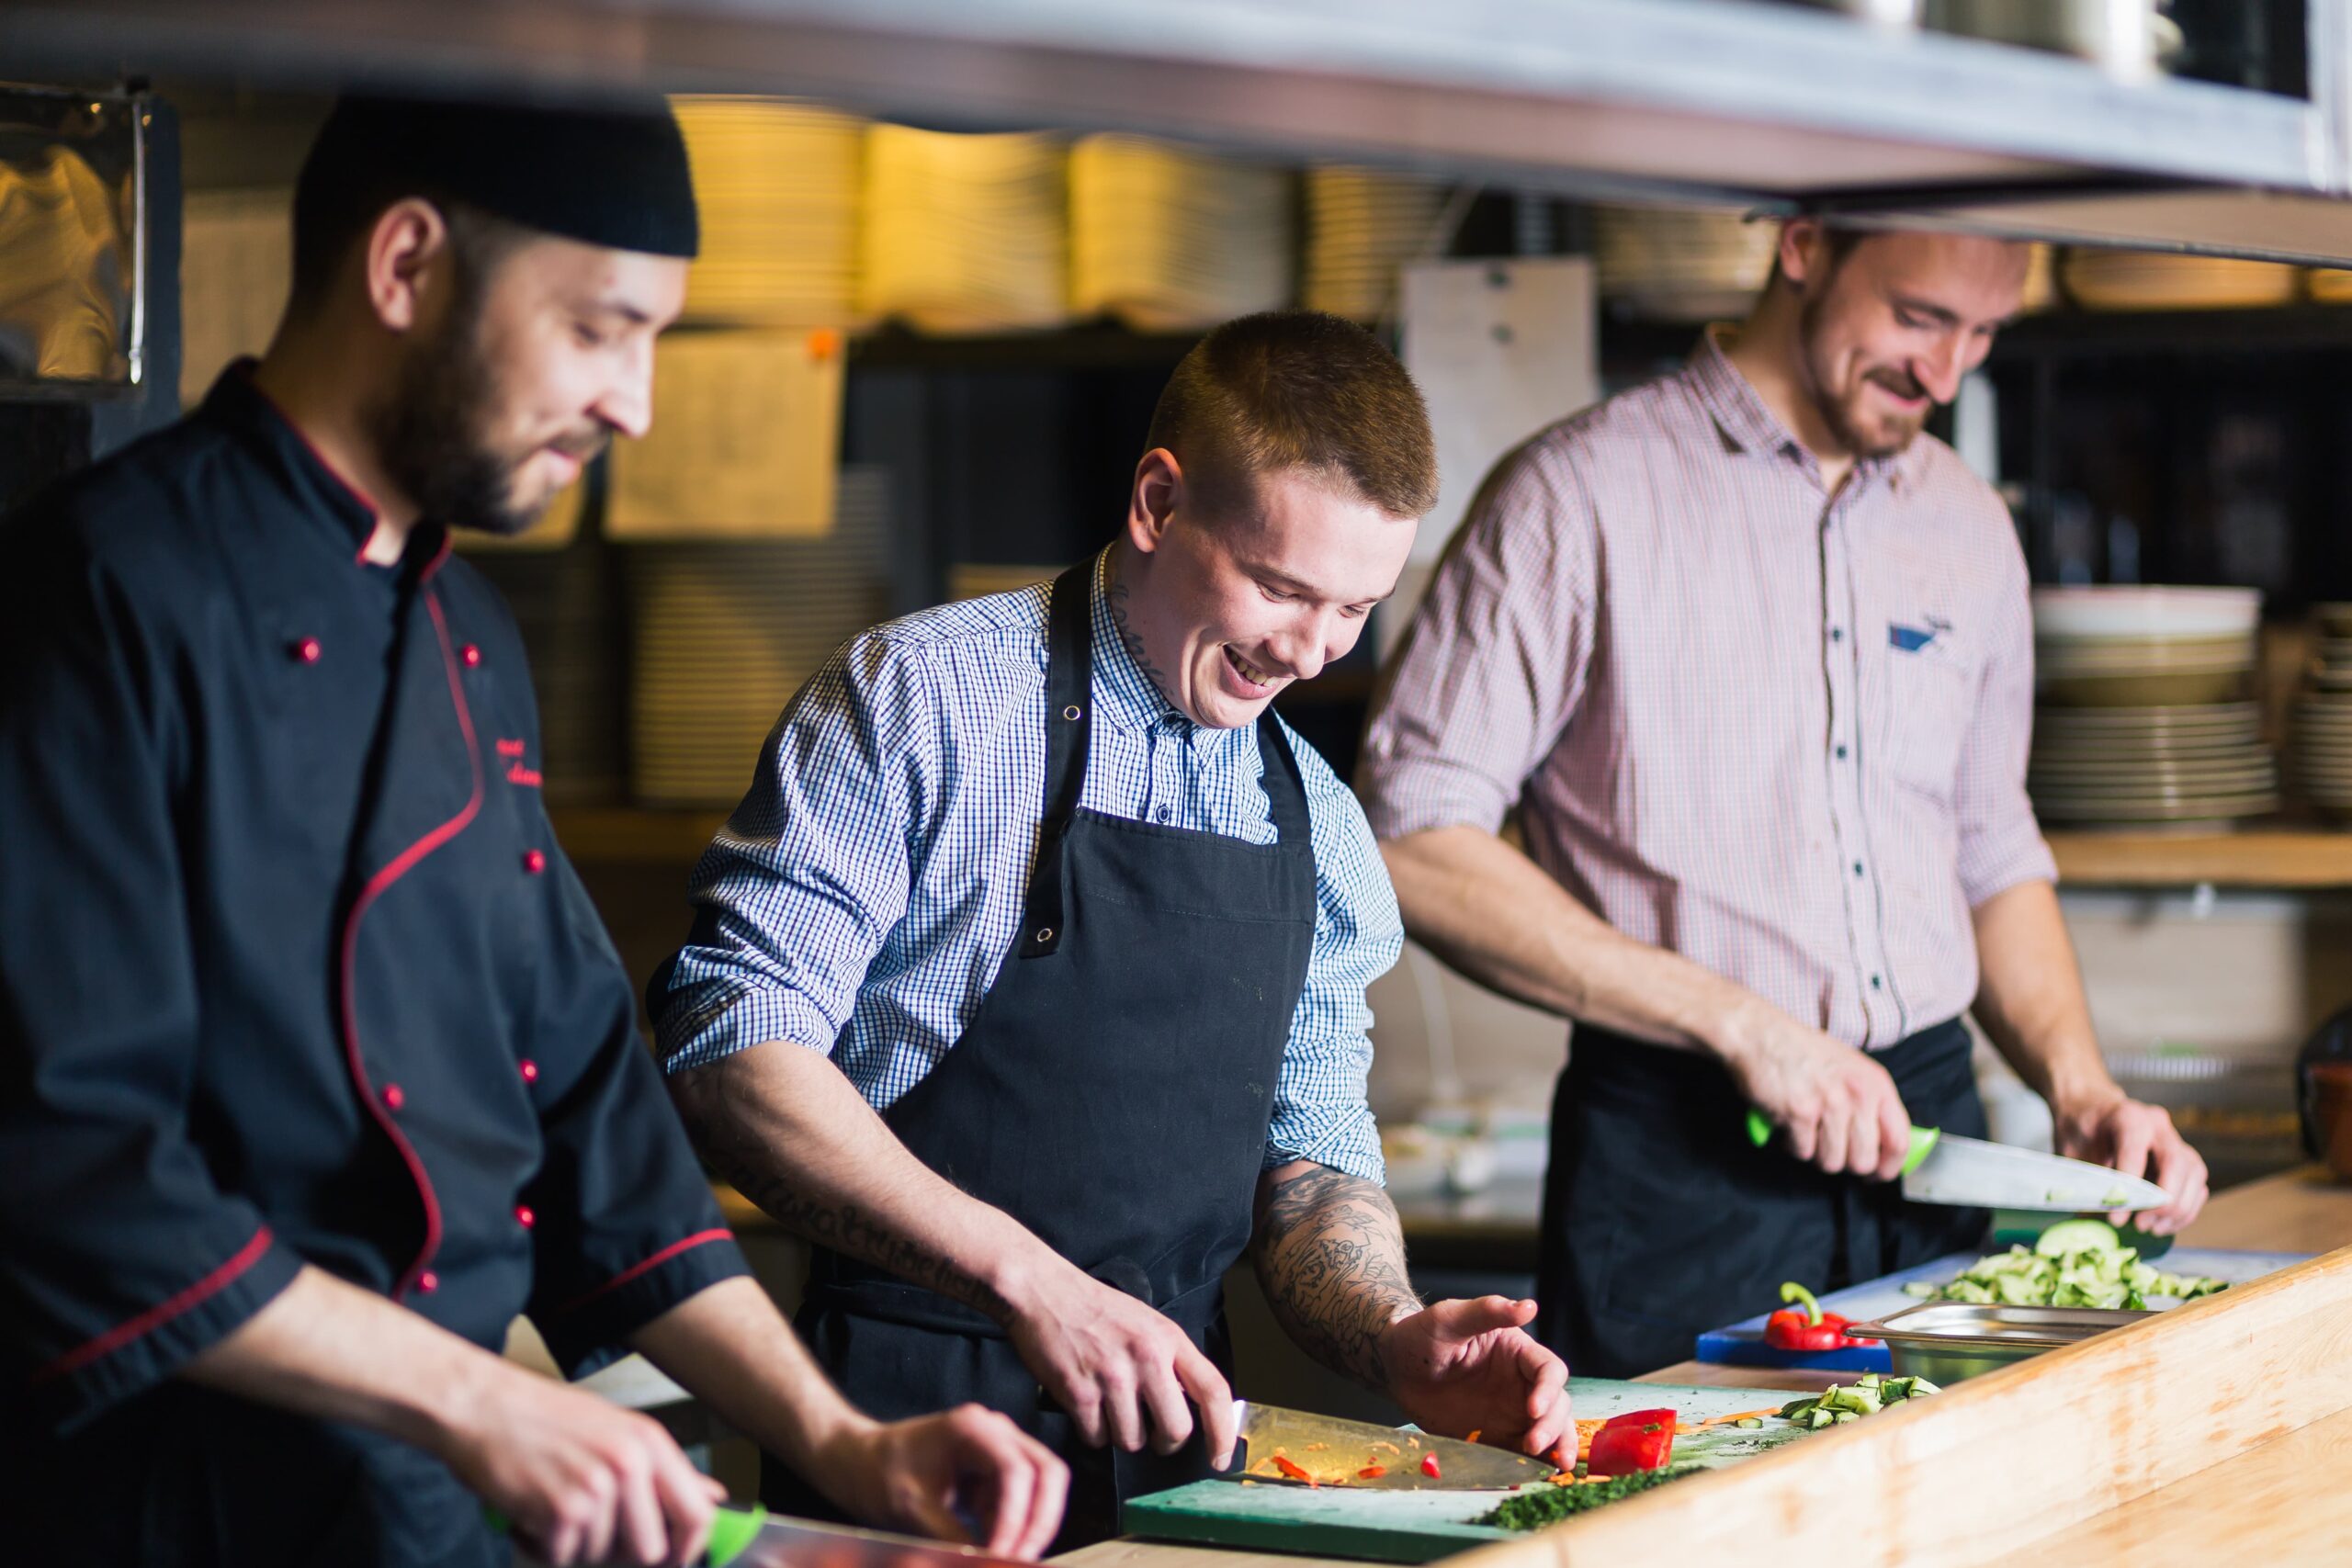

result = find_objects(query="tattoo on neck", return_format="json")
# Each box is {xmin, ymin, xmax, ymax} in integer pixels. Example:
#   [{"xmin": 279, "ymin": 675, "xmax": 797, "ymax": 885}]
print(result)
[
  {"xmin": 1105, "ymin": 564, "xmax": 1179, "ymax": 709},
  {"xmin": 1252, "ymin": 1165, "xmax": 1422, "ymax": 1393}
]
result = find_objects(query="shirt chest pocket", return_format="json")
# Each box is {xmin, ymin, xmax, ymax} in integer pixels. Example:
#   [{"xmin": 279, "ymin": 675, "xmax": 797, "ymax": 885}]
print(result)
[{"xmin": 1875, "ymin": 634, "xmax": 1981, "ymax": 803}]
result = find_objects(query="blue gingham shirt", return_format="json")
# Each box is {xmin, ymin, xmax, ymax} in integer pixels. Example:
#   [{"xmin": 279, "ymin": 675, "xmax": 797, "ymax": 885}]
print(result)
[{"xmin": 652, "ymin": 548, "xmax": 1396, "ymax": 1183}]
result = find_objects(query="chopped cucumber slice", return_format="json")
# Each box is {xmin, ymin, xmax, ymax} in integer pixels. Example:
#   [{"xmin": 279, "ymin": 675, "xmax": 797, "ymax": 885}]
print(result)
[{"xmin": 2034, "ymin": 1219, "xmax": 2122, "ymax": 1259}]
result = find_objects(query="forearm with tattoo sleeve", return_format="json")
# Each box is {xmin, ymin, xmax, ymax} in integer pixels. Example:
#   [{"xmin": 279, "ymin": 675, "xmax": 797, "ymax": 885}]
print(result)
[
  {"xmin": 667, "ymin": 1040, "xmax": 1051, "ymax": 1321},
  {"xmin": 1249, "ymin": 1159, "xmax": 1423, "ymax": 1392}
]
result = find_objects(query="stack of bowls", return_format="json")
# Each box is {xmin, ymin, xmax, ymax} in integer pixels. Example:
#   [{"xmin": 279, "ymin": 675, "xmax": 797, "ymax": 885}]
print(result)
[
  {"xmin": 2291, "ymin": 603, "xmax": 2352, "ymax": 819},
  {"xmin": 2030, "ymin": 586, "xmax": 2276, "ymax": 827}
]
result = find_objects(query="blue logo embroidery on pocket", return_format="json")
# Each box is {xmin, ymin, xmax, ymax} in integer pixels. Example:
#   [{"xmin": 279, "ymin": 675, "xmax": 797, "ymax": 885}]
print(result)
[{"xmin": 1889, "ymin": 623, "xmax": 1938, "ymax": 652}]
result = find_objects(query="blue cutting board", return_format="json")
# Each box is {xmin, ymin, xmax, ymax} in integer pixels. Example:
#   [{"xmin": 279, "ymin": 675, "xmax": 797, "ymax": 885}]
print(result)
[
  {"xmin": 1693, "ymin": 1247, "xmax": 2313, "ymax": 1371},
  {"xmin": 1122, "ymin": 1379, "xmax": 1815, "ymax": 1563}
]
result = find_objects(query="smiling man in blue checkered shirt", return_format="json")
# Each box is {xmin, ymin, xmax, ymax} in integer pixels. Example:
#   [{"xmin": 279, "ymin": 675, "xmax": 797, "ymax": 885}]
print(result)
[{"xmin": 654, "ymin": 310, "xmax": 1568, "ymax": 1549}]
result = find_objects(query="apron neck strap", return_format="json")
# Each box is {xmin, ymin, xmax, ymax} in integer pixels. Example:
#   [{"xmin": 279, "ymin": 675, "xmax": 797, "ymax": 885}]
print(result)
[
  {"xmin": 1252, "ymin": 712, "xmax": 1310, "ymax": 845},
  {"xmin": 1021, "ymin": 562, "xmax": 1096, "ymax": 960}
]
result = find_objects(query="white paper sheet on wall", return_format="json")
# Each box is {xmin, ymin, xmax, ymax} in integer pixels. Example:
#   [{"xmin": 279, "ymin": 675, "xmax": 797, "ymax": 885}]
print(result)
[
  {"xmin": 607, "ymin": 327, "xmax": 844, "ymax": 540},
  {"xmin": 1387, "ymin": 257, "xmax": 1599, "ymax": 657}
]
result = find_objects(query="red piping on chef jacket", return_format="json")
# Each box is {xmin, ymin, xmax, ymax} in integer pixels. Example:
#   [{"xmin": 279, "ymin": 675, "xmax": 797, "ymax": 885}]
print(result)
[
  {"xmin": 551, "ymin": 1230, "xmax": 734, "ymax": 1316},
  {"xmin": 29, "ymin": 1225, "xmax": 277, "ymax": 1384},
  {"xmin": 243, "ymin": 372, "xmax": 387, "ymax": 560},
  {"xmin": 335, "ymin": 576, "xmax": 478, "ymax": 1299}
]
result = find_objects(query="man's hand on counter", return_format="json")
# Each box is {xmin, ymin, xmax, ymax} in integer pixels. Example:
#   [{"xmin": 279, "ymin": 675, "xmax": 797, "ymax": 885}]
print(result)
[
  {"xmin": 1714, "ymin": 995, "xmax": 1914, "ymax": 1181},
  {"xmin": 1000, "ymin": 1258, "xmax": 1238, "ymax": 1462},
  {"xmin": 2052, "ymin": 1092, "xmax": 2211, "ymax": 1236},
  {"xmin": 1376, "ymin": 1295, "xmax": 1573, "ymax": 1461},
  {"xmin": 809, "ymin": 1405, "xmax": 1069, "ymax": 1561}
]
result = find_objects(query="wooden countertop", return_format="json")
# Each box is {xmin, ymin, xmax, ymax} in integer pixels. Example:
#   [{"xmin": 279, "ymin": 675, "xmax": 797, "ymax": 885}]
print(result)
[{"xmin": 1074, "ymin": 1167, "xmax": 2352, "ymax": 1566}]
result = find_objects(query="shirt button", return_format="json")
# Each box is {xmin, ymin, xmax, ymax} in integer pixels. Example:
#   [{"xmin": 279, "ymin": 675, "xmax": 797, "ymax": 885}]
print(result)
[
  {"xmin": 460, "ymin": 643, "xmax": 482, "ymax": 668},
  {"xmin": 1831, "ymin": 627, "xmax": 1845, "ymax": 643},
  {"xmin": 417, "ymin": 1271, "xmax": 439, "ymax": 1293},
  {"xmin": 1853, "ymin": 862, "xmax": 1865, "ymax": 878},
  {"xmin": 1871, "ymin": 975, "xmax": 1884, "ymax": 991},
  {"xmin": 518, "ymin": 1058, "xmax": 539, "ymax": 1083},
  {"xmin": 292, "ymin": 637, "xmax": 322, "ymax": 664},
  {"xmin": 523, "ymin": 849, "xmax": 548, "ymax": 875},
  {"xmin": 381, "ymin": 1083, "xmax": 404, "ymax": 1111},
  {"xmin": 1156, "ymin": 805, "xmax": 1173, "ymax": 824},
  {"xmin": 515, "ymin": 1204, "xmax": 536, "ymax": 1230},
  {"xmin": 1836, "ymin": 744, "xmax": 1849, "ymax": 761}
]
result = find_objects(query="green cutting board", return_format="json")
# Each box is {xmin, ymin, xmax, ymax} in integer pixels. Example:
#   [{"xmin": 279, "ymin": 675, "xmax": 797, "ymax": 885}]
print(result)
[{"xmin": 1121, "ymin": 1379, "xmax": 1815, "ymax": 1563}]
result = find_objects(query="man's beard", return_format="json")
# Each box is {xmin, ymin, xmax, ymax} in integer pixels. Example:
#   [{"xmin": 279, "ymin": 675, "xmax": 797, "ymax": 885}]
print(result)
[
  {"xmin": 368, "ymin": 300, "xmax": 597, "ymax": 539},
  {"xmin": 1801, "ymin": 293, "xmax": 1929, "ymax": 460}
]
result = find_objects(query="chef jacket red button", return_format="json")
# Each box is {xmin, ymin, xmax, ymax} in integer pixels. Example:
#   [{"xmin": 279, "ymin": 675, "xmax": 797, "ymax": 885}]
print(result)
[
  {"xmin": 382, "ymin": 1083, "xmax": 404, "ymax": 1111},
  {"xmin": 515, "ymin": 1204, "xmax": 536, "ymax": 1229},
  {"xmin": 293, "ymin": 637, "xmax": 322, "ymax": 663},
  {"xmin": 460, "ymin": 643, "xmax": 482, "ymax": 667},
  {"xmin": 417, "ymin": 1271, "xmax": 439, "ymax": 1293},
  {"xmin": 518, "ymin": 1059, "xmax": 539, "ymax": 1083},
  {"xmin": 523, "ymin": 849, "xmax": 548, "ymax": 875}
]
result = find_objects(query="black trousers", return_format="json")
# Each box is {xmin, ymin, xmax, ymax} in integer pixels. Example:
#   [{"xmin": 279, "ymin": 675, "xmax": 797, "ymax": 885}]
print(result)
[{"xmin": 1533, "ymin": 1018, "xmax": 1990, "ymax": 1378}]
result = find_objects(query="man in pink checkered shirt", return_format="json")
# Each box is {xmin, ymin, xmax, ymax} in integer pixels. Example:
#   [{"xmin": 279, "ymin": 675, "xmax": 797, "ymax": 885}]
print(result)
[{"xmin": 1358, "ymin": 220, "xmax": 2209, "ymax": 1377}]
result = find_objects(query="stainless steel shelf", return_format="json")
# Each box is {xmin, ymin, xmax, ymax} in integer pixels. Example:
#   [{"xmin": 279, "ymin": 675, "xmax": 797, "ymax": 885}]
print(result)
[{"xmin": 8, "ymin": 0, "xmax": 2337, "ymax": 206}]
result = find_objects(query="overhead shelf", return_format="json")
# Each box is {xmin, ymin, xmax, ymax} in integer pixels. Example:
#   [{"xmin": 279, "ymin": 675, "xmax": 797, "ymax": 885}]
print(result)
[
  {"xmin": 2049, "ymin": 828, "xmax": 2352, "ymax": 889},
  {"xmin": 13, "ymin": 0, "xmax": 2341, "ymax": 211}
]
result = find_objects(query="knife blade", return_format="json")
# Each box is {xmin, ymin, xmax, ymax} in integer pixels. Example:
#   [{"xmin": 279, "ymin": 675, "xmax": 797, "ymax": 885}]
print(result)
[
  {"xmin": 1899, "ymin": 1131, "xmax": 2170, "ymax": 1213},
  {"xmin": 724, "ymin": 1512, "xmax": 1037, "ymax": 1568},
  {"xmin": 1232, "ymin": 1399, "xmax": 1555, "ymax": 1490},
  {"xmin": 1744, "ymin": 1110, "xmax": 2168, "ymax": 1212}
]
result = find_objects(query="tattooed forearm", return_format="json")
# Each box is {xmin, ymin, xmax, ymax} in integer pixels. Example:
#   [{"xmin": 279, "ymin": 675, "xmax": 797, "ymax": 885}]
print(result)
[
  {"xmin": 1250, "ymin": 1162, "xmax": 1423, "ymax": 1393},
  {"xmin": 671, "ymin": 1057, "xmax": 1012, "ymax": 1321}
]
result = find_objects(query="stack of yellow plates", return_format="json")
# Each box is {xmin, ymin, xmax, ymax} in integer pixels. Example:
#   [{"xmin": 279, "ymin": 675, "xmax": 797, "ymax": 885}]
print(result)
[
  {"xmin": 1302, "ymin": 166, "xmax": 1450, "ymax": 322},
  {"xmin": 628, "ymin": 468, "xmax": 892, "ymax": 805},
  {"xmin": 2063, "ymin": 250, "xmax": 2300, "ymax": 311},
  {"xmin": 2019, "ymin": 243, "xmax": 2059, "ymax": 313},
  {"xmin": 859, "ymin": 127, "xmax": 1069, "ymax": 334},
  {"xmin": 1069, "ymin": 135, "xmax": 1293, "ymax": 331},
  {"xmin": 2030, "ymin": 587, "xmax": 2275, "ymax": 827},
  {"xmin": 673, "ymin": 97, "xmax": 864, "ymax": 327},
  {"xmin": 2310, "ymin": 269, "xmax": 2352, "ymax": 305},
  {"xmin": 1593, "ymin": 206, "xmax": 1777, "ymax": 321}
]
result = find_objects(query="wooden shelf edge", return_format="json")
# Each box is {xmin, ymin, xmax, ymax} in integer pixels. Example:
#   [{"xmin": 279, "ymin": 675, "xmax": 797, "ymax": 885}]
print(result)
[{"xmin": 2049, "ymin": 827, "xmax": 2352, "ymax": 888}]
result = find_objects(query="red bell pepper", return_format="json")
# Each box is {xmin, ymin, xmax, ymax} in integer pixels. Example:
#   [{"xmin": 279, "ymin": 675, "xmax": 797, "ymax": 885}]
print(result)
[
  {"xmin": 1586, "ymin": 1410, "xmax": 1676, "ymax": 1476},
  {"xmin": 1762, "ymin": 1281, "xmax": 1878, "ymax": 1352}
]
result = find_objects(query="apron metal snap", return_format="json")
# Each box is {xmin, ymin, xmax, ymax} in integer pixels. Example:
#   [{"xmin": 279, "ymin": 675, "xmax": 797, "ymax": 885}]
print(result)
[
  {"xmin": 1062, "ymin": 705, "xmax": 1082, "ymax": 721},
  {"xmin": 1035, "ymin": 926, "xmax": 1054, "ymax": 942}
]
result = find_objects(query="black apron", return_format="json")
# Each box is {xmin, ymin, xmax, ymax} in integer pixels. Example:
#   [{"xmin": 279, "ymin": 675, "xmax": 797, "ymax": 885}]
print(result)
[
  {"xmin": 763, "ymin": 563, "xmax": 1319, "ymax": 1551},
  {"xmin": 1533, "ymin": 1018, "xmax": 1989, "ymax": 1379}
]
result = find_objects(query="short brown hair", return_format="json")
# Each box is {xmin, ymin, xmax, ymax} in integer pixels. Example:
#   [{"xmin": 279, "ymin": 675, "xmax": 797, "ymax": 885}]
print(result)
[{"xmin": 1145, "ymin": 310, "xmax": 1439, "ymax": 521}]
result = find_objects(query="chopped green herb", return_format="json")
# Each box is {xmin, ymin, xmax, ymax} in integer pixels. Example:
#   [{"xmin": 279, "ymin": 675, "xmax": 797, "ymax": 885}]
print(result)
[{"xmin": 1481, "ymin": 1465, "xmax": 1705, "ymax": 1529}]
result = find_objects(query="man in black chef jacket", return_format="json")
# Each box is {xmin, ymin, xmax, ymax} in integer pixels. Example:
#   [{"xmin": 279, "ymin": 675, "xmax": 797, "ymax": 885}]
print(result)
[{"xmin": 0, "ymin": 95, "xmax": 1064, "ymax": 1568}]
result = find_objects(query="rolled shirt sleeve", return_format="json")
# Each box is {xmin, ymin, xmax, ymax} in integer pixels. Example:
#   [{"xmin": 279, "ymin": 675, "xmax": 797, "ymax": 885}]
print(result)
[
  {"xmin": 1952, "ymin": 539, "xmax": 2059, "ymax": 908},
  {"xmin": 1359, "ymin": 440, "xmax": 1600, "ymax": 840},
  {"xmin": 1261, "ymin": 731, "xmax": 1401, "ymax": 1185},
  {"xmin": 653, "ymin": 630, "xmax": 940, "ymax": 1070},
  {"xmin": 0, "ymin": 535, "xmax": 304, "ymax": 1435}
]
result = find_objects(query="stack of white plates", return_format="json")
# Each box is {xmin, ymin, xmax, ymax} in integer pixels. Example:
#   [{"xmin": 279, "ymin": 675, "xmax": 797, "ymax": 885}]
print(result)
[
  {"xmin": 1593, "ymin": 206, "xmax": 1777, "ymax": 321},
  {"xmin": 1302, "ymin": 166, "xmax": 1450, "ymax": 322},
  {"xmin": 2030, "ymin": 587, "xmax": 2274, "ymax": 826},
  {"xmin": 628, "ymin": 467, "xmax": 893, "ymax": 805},
  {"xmin": 673, "ymin": 97, "xmax": 864, "ymax": 326},
  {"xmin": 2063, "ymin": 250, "xmax": 2300, "ymax": 311},
  {"xmin": 858, "ymin": 126, "xmax": 1069, "ymax": 334},
  {"xmin": 1069, "ymin": 135, "xmax": 1293, "ymax": 331},
  {"xmin": 2292, "ymin": 603, "xmax": 2352, "ymax": 818}
]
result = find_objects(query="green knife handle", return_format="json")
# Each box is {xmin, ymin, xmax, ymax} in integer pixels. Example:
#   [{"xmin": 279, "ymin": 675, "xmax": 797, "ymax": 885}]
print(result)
[
  {"xmin": 1745, "ymin": 1109, "xmax": 1940, "ymax": 1176},
  {"xmin": 483, "ymin": 1502, "xmax": 767, "ymax": 1567}
]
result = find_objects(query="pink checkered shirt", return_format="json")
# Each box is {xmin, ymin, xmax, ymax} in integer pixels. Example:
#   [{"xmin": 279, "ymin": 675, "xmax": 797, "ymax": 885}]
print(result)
[{"xmin": 1360, "ymin": 329, "xmax": 2055, "ymax": 1049}]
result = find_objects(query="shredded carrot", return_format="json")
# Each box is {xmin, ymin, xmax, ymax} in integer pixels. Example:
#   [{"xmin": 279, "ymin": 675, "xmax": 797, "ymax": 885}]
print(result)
[
  {"xmin": 1358, "ymin": 1464, "xmax": 1388, "ymax": 1479},
  {"xmin": 1272, "ymin": 1454, "xmax": 1317, "ymax": 1487},
  {"xmin": 1464, "ymin": 1429, "xmax": 1482, "ymax": 1445},
  {"xmin": 1695, "ymin": 1407, "xmax": 1781, "ymax": 1429}
]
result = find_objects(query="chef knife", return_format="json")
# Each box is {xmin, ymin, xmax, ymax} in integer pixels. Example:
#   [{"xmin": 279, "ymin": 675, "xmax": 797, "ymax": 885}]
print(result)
[
  {"xmin": 1232, "ymin": 1399, "xmax": 1556, "ymax": 1490},
  {"xmin": 1744, "ymin": 1110, "xmax": 2169, "ymax": 1212}
]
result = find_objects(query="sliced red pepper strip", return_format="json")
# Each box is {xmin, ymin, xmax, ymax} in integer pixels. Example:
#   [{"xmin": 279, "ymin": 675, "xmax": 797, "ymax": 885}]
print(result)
[
  {"xmin": 1586, "ymin": 1418, "xmax": 1675, "ymax": 1477},
  {"xmin": 1420, "ymin": 1452, "xmax": 1442, "ymax": 1479},
  {"xmin": 1272, "ymin": 1455, "xmax": 1317, "ymax": 1486},
  {"xmin": 1358, "ymin": 1464, "xmax": 1388, "ymax": 1479},
  {"xmin": 1600, "ymin": 1407, "xmax": 1679, "ymax": 1432}
]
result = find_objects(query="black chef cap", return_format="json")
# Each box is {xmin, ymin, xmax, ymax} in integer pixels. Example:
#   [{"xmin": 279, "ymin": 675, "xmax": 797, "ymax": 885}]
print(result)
[{"xmin": 299, "ymin": 92, "xmax": 698, "ymax": 260}]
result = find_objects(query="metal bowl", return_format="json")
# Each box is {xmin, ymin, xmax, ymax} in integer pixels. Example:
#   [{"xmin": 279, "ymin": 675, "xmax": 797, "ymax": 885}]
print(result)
[{"xmin": 1842, "ymin": 1302, "xmax": 2153, "ymax": 1383}]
